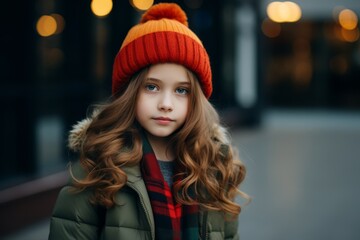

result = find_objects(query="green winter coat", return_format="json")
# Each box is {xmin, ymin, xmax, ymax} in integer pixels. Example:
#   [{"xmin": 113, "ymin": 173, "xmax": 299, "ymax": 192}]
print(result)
[
  {"xmin": 49, "ymin": 114, "xmax": 240, "ymax": 240},
  {"xmin": 49, "ymin": 164, "xmax": 239, "ymax": 240}
]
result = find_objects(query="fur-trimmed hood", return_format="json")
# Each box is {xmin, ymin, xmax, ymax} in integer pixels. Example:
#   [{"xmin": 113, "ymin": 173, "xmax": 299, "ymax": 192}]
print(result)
[{"xmin": 68, "ymin": 109, "xmax": 100, "ymax": 152}]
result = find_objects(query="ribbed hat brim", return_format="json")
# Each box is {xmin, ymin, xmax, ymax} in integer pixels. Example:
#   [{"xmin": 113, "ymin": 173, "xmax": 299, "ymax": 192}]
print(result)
[{"xmin": 112, "ymin": 31, "xmax": 212, "ymax": 98}]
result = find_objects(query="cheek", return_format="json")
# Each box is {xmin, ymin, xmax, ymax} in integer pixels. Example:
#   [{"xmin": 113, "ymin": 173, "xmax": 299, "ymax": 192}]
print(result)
[
  {"xmin": 135, "ymin": 96, "xmax": 145, "ymax": 120},
  {"xmin": 135, "ymin": 94, "xmax": 152, "ymax": 120},
  {"xmin": 181, "ymin": 99, "xmax": 189, "ymax": 119}
]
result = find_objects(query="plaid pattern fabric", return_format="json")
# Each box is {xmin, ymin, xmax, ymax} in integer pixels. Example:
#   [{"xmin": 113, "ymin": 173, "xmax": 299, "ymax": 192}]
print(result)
[{"xmin": 141, "ymin": 134, "xmax": 199, "ymax": 240}]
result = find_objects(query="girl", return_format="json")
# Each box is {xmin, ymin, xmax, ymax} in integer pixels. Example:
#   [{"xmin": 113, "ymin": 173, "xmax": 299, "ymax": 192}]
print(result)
[{"xmin": 49, "ymin": 3, "xmax": 247, "ymax": 240}]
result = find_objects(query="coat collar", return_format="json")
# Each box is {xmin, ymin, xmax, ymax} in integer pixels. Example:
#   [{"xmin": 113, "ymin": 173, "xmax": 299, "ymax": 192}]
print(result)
[{"xmin": 122, "ymin": 164, "xmax": 142, "ymax": 183}]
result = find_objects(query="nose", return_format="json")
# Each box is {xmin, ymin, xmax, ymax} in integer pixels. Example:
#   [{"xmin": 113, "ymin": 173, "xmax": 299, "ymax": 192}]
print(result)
[{"xmin": 158, "ymin": 92, "xmax": 173, "ymax": 112}]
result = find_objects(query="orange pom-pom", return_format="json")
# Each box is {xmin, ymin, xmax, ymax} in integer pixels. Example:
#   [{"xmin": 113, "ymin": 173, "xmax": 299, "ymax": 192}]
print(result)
[{"xmin": 140, "ymin": 3, "xmax": 188, "ymax": 27}]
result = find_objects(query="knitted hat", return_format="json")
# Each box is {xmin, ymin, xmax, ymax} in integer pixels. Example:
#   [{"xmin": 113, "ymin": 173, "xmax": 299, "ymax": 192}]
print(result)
[{"xmin": 112, "ymin": 3, "xmax": 212, "ymax": 98}]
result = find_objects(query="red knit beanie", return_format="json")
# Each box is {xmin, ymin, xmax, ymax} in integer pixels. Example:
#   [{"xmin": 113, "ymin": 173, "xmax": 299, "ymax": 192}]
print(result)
[{"xmin": 112, "ymin": 3, "xmax": 212, "ymax": 98}]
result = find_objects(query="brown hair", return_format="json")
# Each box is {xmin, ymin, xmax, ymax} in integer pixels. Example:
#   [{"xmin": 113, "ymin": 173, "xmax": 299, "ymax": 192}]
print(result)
[{"xmin": 72, "ymin": 67, "xmax": 247, "ymax": 215}]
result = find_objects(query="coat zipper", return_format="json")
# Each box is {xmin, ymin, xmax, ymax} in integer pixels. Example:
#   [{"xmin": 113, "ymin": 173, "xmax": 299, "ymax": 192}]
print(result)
[
  {"xmin": 127, "ymin": 183, "xmax": 155, "ymax": 240},
  {"xmin": 201, "ymin": 211, "xmax": 208, "ymax": 240}
]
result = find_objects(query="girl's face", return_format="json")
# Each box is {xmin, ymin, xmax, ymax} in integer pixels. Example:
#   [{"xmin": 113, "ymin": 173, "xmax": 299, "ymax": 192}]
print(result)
[{"xmin": 135, "ymin": 63, "xmax": 190, "ymax": 140}]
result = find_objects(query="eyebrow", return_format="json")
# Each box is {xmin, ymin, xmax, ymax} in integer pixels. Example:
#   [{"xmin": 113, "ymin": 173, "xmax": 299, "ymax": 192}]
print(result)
[{"xmin": 145, "ymin": 77, "xmax": 190, "ymax": 85}]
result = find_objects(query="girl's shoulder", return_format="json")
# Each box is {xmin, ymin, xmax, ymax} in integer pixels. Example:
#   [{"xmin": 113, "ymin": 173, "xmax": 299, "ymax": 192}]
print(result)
[
  {"xmin": 49, "ymin": 185, "xmax": 105, "ymax": 239},
  {"xmin": 51, "ymin": 185, "xmax": 100, "ymax": 225},
  {"xmin": 200, "ymin": 210, "xmax": 239, "ymax": 240}
]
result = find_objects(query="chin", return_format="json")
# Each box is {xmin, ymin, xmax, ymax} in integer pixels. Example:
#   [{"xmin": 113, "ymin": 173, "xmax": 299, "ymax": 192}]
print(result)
[{"xmin": 148, "ymin": 130, "xmax": 174, "ymax": 138}]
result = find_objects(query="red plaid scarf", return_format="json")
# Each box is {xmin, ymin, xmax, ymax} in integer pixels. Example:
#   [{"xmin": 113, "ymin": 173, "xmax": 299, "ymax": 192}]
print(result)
[{"xmin": 141, "ymin": 134, "xmax": 199, "ymax": 240}]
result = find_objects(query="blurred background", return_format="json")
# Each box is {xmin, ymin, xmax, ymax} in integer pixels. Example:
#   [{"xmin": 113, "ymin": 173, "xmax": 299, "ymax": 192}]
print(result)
[{"xmin": 0, "ymin": 0, "xmax": 359, "ymax": 239}]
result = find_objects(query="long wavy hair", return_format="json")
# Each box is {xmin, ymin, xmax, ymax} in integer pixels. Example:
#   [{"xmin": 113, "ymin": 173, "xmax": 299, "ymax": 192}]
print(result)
[{"xmin": 71, "ymin": 66, "xmax": 247, "ymax": 215}]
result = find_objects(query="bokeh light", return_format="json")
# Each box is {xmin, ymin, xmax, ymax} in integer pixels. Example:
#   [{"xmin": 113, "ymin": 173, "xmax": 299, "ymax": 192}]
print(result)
[
  {"xmin": 338, "ymin": 9, "xmax": 358, "ymax": 30},
  {"xmin": 91, "ymin": 0, "xmax": 113, "ymax": 17},
  {"xmin": 36, "ymin": 15, "xmax": 57, "ymax": 37},
  {"xmin": 131, "ymin": 0, "xmax": 154, "ymax": 11},
  {"xmin": 267, "ymin": 1, "xmax": 302, "ymax": 23}
]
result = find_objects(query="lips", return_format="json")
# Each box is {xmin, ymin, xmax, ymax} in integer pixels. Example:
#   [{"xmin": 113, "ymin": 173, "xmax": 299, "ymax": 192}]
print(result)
[{"xmin": 152, "ymin": 117, "xmax": 174, "ymax": 125}]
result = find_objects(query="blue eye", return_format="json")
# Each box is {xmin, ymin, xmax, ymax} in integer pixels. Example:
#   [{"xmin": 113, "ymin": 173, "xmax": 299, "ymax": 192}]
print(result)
[
  {"xmin": 145, "ymin": 84, "xmax": 158, "ymax": 92},
  {"xmin": 176, "ymin": 87, "xmax": 189, "ymax": 95}
]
